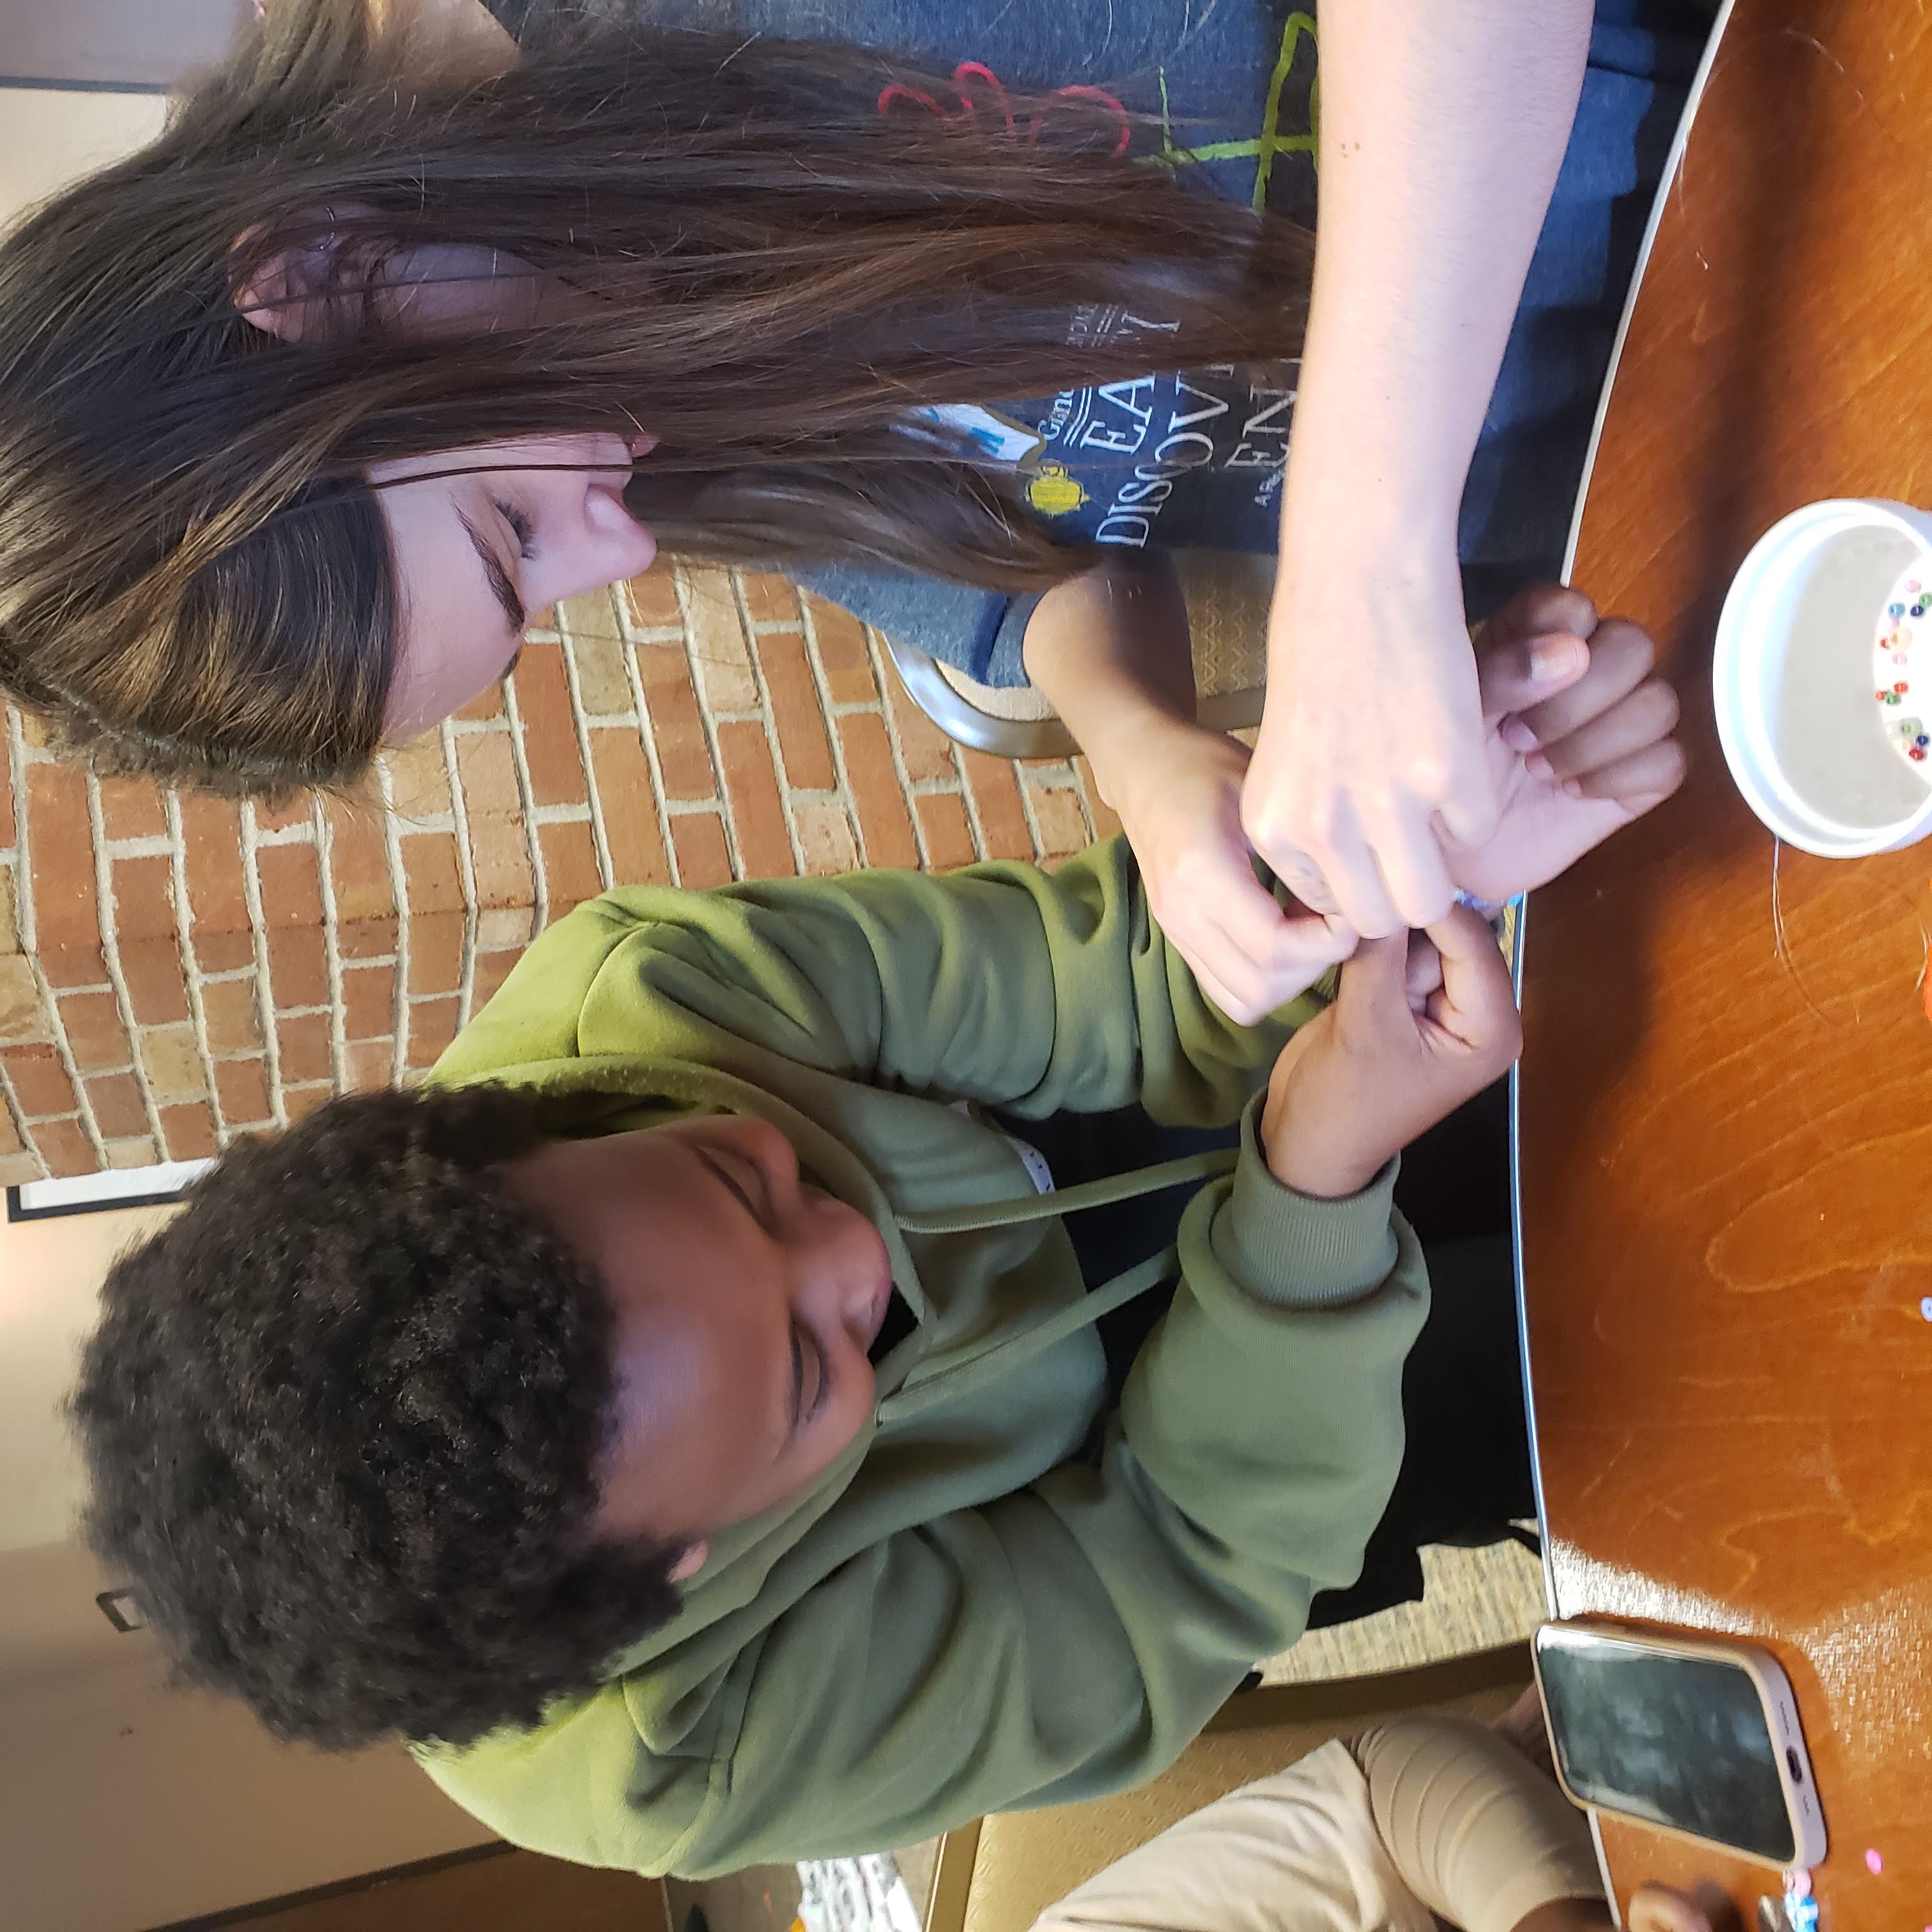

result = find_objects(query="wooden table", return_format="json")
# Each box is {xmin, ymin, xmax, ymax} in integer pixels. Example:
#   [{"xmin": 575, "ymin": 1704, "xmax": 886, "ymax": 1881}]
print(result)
[{"xmin": 1517, "ymin": 2, "xmax": 1932, "ymax": 1922}]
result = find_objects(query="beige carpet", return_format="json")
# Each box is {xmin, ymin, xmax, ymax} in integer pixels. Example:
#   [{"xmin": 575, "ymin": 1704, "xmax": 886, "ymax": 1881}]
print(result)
[{"xmin": 1260, "ymin": 1540, "xmax": 1546, "ymax": 1686}]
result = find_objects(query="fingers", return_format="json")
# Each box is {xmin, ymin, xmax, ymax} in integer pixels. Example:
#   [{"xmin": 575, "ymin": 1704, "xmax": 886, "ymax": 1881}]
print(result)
[
  {"xmin": 1478, "ymin": 629, "xmax": 1593, "ymax": 726},
  {"xmin": 1478, "ymin": 579, "xmax": 1600, "ymax": 649},
  {"xmin": 1332, "ymin": 928, "xmax": 1413, "ymax": 1023},
  {"xmin": 1404, "ymin": 930, "xmax": 1445, "ymax": 1012},
  {"xmin": 1266, "ymin": 848, "xmax": 1342, "ymax": 917},
  {"xmin": 1162, "ymin": 870, "xmax": 1356, "ymax": 1026},
  {"xmin": 1475, "ymin": 581, "xmax": 1598, "ymax": 727},
  {"xmin": 1531, "ymin": 675, "xmax": 1681, "ymax": 787},
  {"xmin": 1626, "ymin": 1884, "xmax": 1726, "ymax": 1932},
  {"xmin": 1502, "ymin": 618, "xmax": 1657, "ymax": 750},
  {"xmin": 1561, "ymin": 735, "xmax": 1689, "ymax": 813},
  {"xmin": 1287, "ymin": 805, "xmax": 1404, "ymax": 939},
  {"xmin": 1418, "ymin": 905, "xmax": 1522, "ymax": 1063}
]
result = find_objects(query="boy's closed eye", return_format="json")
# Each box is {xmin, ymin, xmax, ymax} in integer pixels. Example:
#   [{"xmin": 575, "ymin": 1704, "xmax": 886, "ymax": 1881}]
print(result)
[
  {"xmin": 790, "ymin": 1326, "xmax": 827, "ymax": 1435},
  {"xmin": 698, "ymin": 1147, "xmax": 828, "ymax": 1438},
  {"xmin": 700, "ymin": 1146, "xmax": 767, "ymax": 1224}
]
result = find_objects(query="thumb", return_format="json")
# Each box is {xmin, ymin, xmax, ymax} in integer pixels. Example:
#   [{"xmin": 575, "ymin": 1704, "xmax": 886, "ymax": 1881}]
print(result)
[
  {"xmin": 1334, "ymin": 928, "xmax": 1411, "ymax": 1022},
  {"xmin": 1419, "ymin": 905, "xmax": 1521, "ymax": 1054},
  {"xmin": 1627, "ymin": 1883, "xmax": 1735, "ymax": 1932},
  {"xmin": 1478, "ymin": 629, "xmax": 1591, "ymax": 726},
  {"xmin": 1266, "ymin": 906, "xmax": 1358, "ymax": 976}
]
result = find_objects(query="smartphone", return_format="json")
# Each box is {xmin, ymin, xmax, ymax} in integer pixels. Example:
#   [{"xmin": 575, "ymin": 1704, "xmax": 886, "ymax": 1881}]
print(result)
[{"xmin": 1532, "ymin": 1620, "xmax": 1827, "ymax": 1869}]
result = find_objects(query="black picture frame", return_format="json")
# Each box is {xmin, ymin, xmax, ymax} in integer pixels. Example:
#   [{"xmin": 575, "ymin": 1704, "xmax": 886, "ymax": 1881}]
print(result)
[{"xmin": 6, "ymin": 1168, "xmax": 206, "ymax": 1223}]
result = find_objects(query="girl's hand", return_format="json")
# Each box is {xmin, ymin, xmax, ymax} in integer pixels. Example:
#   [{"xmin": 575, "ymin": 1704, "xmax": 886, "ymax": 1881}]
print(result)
[
  {"xmin": 1261, "ymin": 905, "xmax": 1522, "ymax": 1199},
  {"xmin": 1243, "ymin": 542, "xmax": 1493, "ymax": 938},
  {"xmin": 1109, "ymin": 719, "xmax": 1356, "ymax": 1026},
  {"xmin": 1450, "ymin": 582, "xmax": 1687, "ymax": 906}
]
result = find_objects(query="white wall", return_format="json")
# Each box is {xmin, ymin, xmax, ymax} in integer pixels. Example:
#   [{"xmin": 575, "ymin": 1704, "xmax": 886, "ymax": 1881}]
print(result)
[
  {"xmin": 0, "ymin": 0, "xmax": 243, "ymax": 90},
  {"xmin": 1, "ymin": 1541, "xmax": 493, "ymax": 1932},
  {"xmin": 0, "ymin": 1202, "xmax": 494, "ymax": 1932},
  {"xmin": 0, "ymin": 87, "xmax": 172, "ymax": 235},
  {"xmin": 0, "ymin": 86, "xmax": 497, "ymax": 1931},
  {"xmin": 0, "ymin": 1200, "xmax": 181, "ymax": 1550}
]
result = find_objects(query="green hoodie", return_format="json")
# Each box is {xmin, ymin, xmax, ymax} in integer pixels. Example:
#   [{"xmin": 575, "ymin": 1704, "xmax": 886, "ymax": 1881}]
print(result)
[{"xmin": 412, "ymin": 838, "xmax": 1428, "ymax": 1876}]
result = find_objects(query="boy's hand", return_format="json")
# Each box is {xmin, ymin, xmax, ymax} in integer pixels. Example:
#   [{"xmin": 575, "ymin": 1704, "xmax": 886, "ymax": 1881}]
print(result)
[
  {"xmin": 1111, "ymin": 719, "xmax": 1357, "ymax": 1025},
  {"xmin": 1261, "ymin": 905, "xmax": 1521, "ymax": 1198},
  {"xmin": 1448, "ymin": 583, "xmax": 1687, "ymax": 906},
  {"xmin": 1624, "ymin": 1883, "xmax": 1738, "ymax": 1932}
]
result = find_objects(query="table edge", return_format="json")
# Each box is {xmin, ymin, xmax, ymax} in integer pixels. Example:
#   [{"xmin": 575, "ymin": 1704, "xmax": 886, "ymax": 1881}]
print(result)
[
  {"xmin": 1518, "ymin": 15, "xmax": 1736, "ymax": 1913},
  {"xmin": 1558, "ymin": 0, "xmax": 1740, "ymax": 587}
]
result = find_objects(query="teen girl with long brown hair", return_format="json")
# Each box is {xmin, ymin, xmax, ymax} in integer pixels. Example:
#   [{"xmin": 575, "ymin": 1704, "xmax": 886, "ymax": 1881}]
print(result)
[{"xmin": 0, "ymin": 0, "xmax": 1709, "ymax": 1012}]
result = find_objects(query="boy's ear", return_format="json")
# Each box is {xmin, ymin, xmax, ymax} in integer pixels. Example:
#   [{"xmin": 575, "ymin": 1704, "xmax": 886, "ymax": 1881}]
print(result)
[{"xmin": 667, "ymin": 1541, "xmax": 708, "ymax": 1584}]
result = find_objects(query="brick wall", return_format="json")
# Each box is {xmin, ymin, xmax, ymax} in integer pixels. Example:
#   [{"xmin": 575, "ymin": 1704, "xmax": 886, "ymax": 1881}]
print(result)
[{"xmin": 0, "ymin": 566, "xmax": 1119, "ymax": 1182}]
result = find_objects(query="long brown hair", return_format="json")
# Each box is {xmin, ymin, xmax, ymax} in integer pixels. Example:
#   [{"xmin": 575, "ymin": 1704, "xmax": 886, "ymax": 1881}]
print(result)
[{"xmin": 0, "ymin": 0, "xmax": 1311, "ymax": 793}]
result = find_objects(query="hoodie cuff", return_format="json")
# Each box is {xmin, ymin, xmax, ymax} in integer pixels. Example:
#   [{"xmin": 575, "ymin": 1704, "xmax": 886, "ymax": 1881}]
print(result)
[{"xmin": 1208, "ymin": 1094, "xmax": 1401, "ymax": 1308}]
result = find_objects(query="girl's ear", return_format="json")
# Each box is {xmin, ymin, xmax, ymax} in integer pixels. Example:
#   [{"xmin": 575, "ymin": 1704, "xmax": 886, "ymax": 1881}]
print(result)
[
  {"xmin": 667, "ymin": 1541, "xmax": 709, "ymax": 1584},
  {"xmin": 230, "ymin": 218, "xmax": 364, "ymax": 342}
]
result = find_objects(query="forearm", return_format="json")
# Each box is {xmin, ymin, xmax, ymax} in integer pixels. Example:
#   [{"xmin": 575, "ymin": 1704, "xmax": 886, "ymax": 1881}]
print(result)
[
  {"xmin": 1276, "ymin": 1, "xmax": 1592, "ymax": 584},
  {"xmin": 1022, "ymin": 555, "xmax": 1199, "ymax": 811}
]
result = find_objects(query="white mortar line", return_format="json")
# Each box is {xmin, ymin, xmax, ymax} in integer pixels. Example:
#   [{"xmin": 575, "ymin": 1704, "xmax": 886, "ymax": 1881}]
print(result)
[
  {"xmin": 86, "ymin": 772, "xmax": 165, "ymax": 1151},
  {"xmin": 438, "ymin": 719, "xmax": 481, "ymax": 1029},
  {"xmin": 236, "ymin": 799, "xmax": 288, "ymax": 1133},
  {"xmin": 498, "ymin": 676, "xmax": 548, "ymax": 934},
  {"xmin": 554, "ymin": 605, "xmax": 616, "ymax": 893},
  {"xmin": 165, "ymin": 790, "xmax": 233, "ymax": 1150}
]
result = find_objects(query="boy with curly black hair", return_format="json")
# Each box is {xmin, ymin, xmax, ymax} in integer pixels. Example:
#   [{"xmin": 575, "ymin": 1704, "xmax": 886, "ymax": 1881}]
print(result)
[
  {"xmin": 73, "ymin": 1084, "xmax": 685, "ymax": 1751},
  {"xmin": 73, "ymin": 595, "xmax": 1683, "ymax": 1878}
]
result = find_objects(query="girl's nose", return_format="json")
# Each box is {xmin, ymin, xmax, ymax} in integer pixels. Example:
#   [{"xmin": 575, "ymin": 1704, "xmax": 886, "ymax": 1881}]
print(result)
[{"xmin": 581, "ymin": 479, "xmax": 659, "ymax": 585}]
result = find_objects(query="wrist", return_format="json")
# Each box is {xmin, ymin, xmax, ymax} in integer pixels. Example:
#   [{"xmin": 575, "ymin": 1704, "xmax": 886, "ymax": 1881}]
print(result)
[
  {"xmin": 1092, "ymin": 710, "xmax": 1230, "ymax": 817},
  {"xmin": 1261, "ymin": 1089, "xmax": 1390, "ymax": 1200},
  {"xmin": 1264, "ymin": 1144, "xmax": 1388, "ymax": 1201},
  {"xmin": 1273, "ymin": 507, "xmax": 1459, "ymax": 608},
  {"xmin": 1275, "ymin": 402, "xmax": 1467, "ymax": 564}
]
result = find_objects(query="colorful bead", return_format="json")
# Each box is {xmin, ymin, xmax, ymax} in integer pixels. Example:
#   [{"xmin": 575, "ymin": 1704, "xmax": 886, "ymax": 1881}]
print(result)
[{"xmin": 1871, "ymin": 575, "xmax": 1932, "ymax": 769}]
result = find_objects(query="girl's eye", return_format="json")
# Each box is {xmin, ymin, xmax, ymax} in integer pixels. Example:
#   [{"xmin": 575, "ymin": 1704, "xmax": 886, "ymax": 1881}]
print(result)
[{"xmin": 494, "ymin": 500, "xmax": 535, "ymax": 560}]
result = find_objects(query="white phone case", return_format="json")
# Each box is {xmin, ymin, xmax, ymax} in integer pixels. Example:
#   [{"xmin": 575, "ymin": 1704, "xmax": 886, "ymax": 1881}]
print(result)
[{"xmin": 1532, "ymin": 1618, "xmax": 1828, "ymax": 1871}]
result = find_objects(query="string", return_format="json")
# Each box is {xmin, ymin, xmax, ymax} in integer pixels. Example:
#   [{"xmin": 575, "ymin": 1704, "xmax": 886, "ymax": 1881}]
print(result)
[{"xmin": 1768, "ymin": 836, "xmax": 1837, "ymax": 1029}]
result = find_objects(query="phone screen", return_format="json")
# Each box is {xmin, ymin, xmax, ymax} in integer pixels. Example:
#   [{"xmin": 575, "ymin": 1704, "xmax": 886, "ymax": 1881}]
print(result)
[{"xmin": 1537, "ymin": 1627, "xmax": 1796, "ymax": 1864}]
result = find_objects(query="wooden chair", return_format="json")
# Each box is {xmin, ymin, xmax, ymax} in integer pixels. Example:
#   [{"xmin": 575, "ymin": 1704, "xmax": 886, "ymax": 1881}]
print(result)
[{"xmin": 879, "ymin": 551, "xmax": 1275, "ymax": 761}]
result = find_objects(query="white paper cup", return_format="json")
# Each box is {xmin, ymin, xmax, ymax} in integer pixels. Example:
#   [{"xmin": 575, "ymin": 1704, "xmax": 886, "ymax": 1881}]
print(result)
[{"xmin": 1714, "ymin": 498, "xmax": 1932, "ymax": 857}]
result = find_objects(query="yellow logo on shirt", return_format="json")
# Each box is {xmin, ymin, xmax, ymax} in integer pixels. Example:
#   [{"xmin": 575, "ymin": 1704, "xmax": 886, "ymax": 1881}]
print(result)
[{"xmin": 1025, "ymin": 464, "xmax": 1091, "ymax": 517}]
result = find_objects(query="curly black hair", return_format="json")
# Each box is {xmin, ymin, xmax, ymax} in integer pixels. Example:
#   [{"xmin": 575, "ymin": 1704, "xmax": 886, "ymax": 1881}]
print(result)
[{"xmin": 70, "ymin": 1084, "xmax": 684, "ymax": 1751}]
